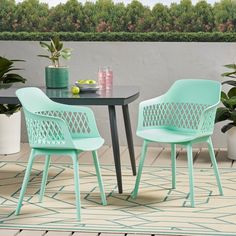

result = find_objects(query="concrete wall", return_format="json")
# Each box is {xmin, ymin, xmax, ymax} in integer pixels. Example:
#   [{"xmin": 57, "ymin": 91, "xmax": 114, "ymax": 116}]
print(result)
[{"xmin": 0, "ymin": 41, "xmax": 235, "ymax": 147}]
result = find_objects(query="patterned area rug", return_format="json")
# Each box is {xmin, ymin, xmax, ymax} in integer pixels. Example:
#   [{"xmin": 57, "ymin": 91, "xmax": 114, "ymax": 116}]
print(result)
[{"xmin": 0, "ymin": 161, "xmax": 236, "ymax": 235}]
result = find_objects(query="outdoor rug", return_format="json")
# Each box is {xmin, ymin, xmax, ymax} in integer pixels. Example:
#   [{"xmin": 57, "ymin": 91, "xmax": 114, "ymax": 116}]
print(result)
[{"xmin": 0, "ymin": 161, "xmax": 236, "ymax": 236}]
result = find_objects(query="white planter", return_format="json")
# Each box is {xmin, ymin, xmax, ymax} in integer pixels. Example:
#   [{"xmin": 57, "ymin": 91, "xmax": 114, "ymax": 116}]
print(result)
[
  {"xmin": 0, "ymin": 111, "xmax": 21, "ymax": 154},
  {"xmin": 227, "ymin": 126, "xmax": 236, "ymax": 160}
]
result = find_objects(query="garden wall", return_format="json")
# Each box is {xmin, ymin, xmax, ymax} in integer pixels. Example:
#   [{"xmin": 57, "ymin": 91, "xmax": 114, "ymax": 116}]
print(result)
[{"xmin": 0, "ymin": 40, "xmax": 235, "ymax": 148}]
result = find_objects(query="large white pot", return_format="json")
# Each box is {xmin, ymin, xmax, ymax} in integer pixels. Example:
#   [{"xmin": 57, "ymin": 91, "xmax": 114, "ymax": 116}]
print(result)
[
  {"xmin": 227, "ymin": 126, "xmax": 236, "ymax": 160},
  {"xmin": 0, "ymin": 111, "xmax": 21, "ymax": 154}
]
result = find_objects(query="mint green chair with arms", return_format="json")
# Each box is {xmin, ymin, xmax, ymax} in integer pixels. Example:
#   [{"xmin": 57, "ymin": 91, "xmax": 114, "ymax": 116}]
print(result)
[
  {"xmin": 132, "ymin": 79, "xmax": 223, "ymax": 207},
  {"xmin": 15, "ymin": 87, "xmax": 107, "ymax": 221}
]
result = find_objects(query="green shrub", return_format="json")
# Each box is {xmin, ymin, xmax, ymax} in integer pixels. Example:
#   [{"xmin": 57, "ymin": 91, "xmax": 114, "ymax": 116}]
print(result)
[{"xmin": 1, "ymin": 32, "xmax": 236, "ymax": 42}]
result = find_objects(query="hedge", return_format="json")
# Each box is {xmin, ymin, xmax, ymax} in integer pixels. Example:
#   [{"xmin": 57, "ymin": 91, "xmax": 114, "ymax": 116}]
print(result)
[{"xmin": 1, "ymin": 32, "xmax": 236, "ymax": 42}]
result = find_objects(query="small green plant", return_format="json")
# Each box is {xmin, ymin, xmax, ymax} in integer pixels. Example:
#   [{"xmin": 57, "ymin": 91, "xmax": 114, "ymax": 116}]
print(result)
[
  {"xmin": 38, "ymin": 36, "xmax": 72, "ymax": 67},
  {"xmin": 0, "ymin": 56, "xmax": 27, "ymax": 115},
  {"xmin": 215, "ymin": 63, "xmax": 236, "ymax": 132}
]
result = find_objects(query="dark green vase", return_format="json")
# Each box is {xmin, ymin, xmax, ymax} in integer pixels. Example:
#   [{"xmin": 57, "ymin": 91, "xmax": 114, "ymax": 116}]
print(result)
[{"xmin": 45, "ymin": 66, "xmax": 69, "ymax": 89}]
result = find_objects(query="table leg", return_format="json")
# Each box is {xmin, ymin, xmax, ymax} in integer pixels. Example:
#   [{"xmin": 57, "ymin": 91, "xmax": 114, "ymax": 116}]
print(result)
[
  {"xmin": 108, "ymin": 105, "xmax": 122, "ymax": 193},
  {"xmin": 122, "ymin": 104, "xmax": 136, "ymax": 176}
]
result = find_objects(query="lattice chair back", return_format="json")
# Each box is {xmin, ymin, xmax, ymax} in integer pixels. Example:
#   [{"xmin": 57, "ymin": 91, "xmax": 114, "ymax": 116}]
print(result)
[
  {"xmin": 16, "ymin": 87, "xmax": 100, "ymax": 149},
  {"xmin": 138, "ymin": 79, "xmax": 221, "ymax": 135}
]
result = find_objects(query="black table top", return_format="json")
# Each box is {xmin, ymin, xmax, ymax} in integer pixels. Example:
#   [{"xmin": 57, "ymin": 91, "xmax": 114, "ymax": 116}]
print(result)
[{"xmin": 0, "ymin": 85, "xmax": 140, "ymax": 106}]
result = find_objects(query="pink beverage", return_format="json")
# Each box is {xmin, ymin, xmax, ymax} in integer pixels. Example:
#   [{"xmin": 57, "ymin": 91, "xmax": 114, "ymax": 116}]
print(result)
[
  {"xmin": 98, "ymin": 67, "xmax": 106, "ymax": 90},
  {"xmin": 105, "ymin": 67, "xmax": 113, "ymax": 90}
]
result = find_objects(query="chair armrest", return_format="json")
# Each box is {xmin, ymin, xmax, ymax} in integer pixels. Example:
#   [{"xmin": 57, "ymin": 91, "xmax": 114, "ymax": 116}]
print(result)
[
  {"xmin": 24, "ymin": 109, "xmax": 74, "ymax": 149},
  {"xmin": 197, "ymin": 103, "xmax": 219, "ymax": 135}
]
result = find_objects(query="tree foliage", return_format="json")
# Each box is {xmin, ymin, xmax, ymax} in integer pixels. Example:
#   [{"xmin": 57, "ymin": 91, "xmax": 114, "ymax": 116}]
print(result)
[
  {"xmin": 0, "ymin": 0, "xmax": 16, "ymax": 31},
  {"xmin": 1, "ymin": 0, "xmax": 236, "ymax": 32},
  {"xmin": 214, "ymin": 0, "xmax": 236, "ymax": 32},
  {"xmin": 48, "ymin": 0, "xmax": 84, "ymax": 32},
  {"xmin": 13, "ymin": 0, "xmax": 49, "ymax": 32}
]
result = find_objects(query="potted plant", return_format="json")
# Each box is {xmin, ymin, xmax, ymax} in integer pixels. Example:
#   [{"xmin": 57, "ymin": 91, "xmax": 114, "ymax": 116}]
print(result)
[
  {"xmin": 215, "ymin": 63, "xmax": 236, "ymax": 160},
  {"xmin": 0, "ymin": 56, "xmax": 26, "ymax": 154},
  {"xmin": 38, "ymin": 36, "xmax": 72, "ymax": 89}
]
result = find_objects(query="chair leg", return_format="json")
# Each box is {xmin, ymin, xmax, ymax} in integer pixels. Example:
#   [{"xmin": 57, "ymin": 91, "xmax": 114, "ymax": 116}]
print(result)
[
  {"xmin": 186, "ymin": 144, "xmax": 195, "ymax": 207},
  {"xmin": 15, "ymin": 149, "xmax": 35, "ymax": 215},
  {"xmin": 207, "ymin": 138, "xmax": 224, "ymax": 196},
  {"xmin": 92, "ymin": 151, "xmax": 107, "ymax": 206},
  {"xmin": 39, "ymin": 155, "xmax": 51, "ymax": 202},
  {"xmin": 131, "ymin": 140, "xmax": 148, "ymax": 199},
  {"xmin": 71, "ymin": 151, "xmax": 81, "ymax": 221},
  {"xmin": 171, "ymin": 143, "xmax": 176, "ymax": 189}
]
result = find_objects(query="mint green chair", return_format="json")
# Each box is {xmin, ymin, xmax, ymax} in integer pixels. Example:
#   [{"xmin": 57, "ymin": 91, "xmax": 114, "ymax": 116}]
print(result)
[
  {"xmin": 132, "ymin": 79, "xmax": 223, "ymax": 207},
  {"xmin": 15, "ymin": 87, "xmax": 107, "ymax": 221}
]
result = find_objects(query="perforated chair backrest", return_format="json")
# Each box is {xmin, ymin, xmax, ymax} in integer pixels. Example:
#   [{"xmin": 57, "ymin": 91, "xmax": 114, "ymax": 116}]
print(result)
[
  {"xmin": 139, "ymin": 79, "xmax": 221, "ymax": 135},
  {"xmin": 16, "ymin": 87, "xmax": 100, "ymax": 149},
  {"xmin": 165, "ymin": 79, "xmax": 221, "ymax": 105},
  {"xmin": 16, "ymin": 87, "xmax": 55, "ymax": 112},
  {"xmin": 16, "ymin": 87, "xmax": 75, "ymax": 149}
]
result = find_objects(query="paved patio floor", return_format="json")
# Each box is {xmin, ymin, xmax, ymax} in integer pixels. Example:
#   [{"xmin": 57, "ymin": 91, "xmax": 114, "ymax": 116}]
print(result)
[{"xmin": 0, "ymin": 143, "xmax": 233, "ymax": 236}]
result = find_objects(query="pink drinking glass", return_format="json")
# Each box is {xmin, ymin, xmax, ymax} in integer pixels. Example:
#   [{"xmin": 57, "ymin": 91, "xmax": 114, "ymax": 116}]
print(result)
[
  {"xmin": 98, "ymin": 67, "xmax": 106, "ymax": 90},
  {"xmin": 105, "ymin": 67, "xmax": 113, "ymax": 90}
]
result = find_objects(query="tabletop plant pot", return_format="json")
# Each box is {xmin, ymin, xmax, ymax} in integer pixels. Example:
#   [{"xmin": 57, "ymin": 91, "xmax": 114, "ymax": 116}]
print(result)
[
  {"xmin": 45, "ymin": 66, "xmax": 69, "ymax": 88},
  {"xmin": 0, "ymin": 111, "xmax": 21, "ymax": 154},
  {"xmin": 38, "ymin": 36, "xmax": 72, "ymax": 89}
]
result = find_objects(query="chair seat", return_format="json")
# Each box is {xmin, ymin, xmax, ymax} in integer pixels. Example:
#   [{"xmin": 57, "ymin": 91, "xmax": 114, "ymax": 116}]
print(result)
[
  {"xmin": 73, "ymin": 137, "xmax": 104, "ymax": 151},
  {"xmin": 137, "ymin": 128, "xmax": 200, "ymax": 143}
]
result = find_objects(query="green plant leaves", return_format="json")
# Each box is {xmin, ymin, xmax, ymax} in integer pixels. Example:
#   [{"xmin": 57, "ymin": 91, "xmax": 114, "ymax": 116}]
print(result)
[
  {"xmin": 0, "ymin": 57, "xmax": 13, "ymax": 78},
  {"xmin": 52, "ymin": 36, "xmax": 63, "ymax": 51},
  {"xmin": 3, "ymin": 73, "xmax": 26, "ymax": 83},
  {"xmin": 222, "ymin": 80, "xmax": 236, "ymax": 86},
  {"xmin": 224, "ymin": 64, "xmax": 236, "ymax": 69},
  {"xmin": 228, "ymin": 87, "xmax": 236, "ymax": 98},
  {"xmin": 222, "ymin": 123, "xmax": 236, "ymax": 133},
  {"xmin": 0, "ymin": 104, "xmax": 21, "ymax": 116},
  {"xmin": 38, "ymin": 37, "xmax": 72, "ymax": 67},
  {"xmin": 216, "ymin": 107, "xmax": 236, "ymax": 133},
  {"xmin": 0, "ymin": 57, "xmax": 13, "ymax": 69},
  {"xmin": 221, "ymin": 91, "xmax": 227, "ymax": 99},
  {"xmin": 215, "ymin": 107, "xmax": 230, "ymax": 123},
  {"xmin": 217, "ymin": 87, "xmax": 236, "ymax": 133},
  {"xmin": 222, "ymin": 63, "xmax": 236, "ymax": 80},
  {"xmin": 0, "ymin": 57, "xmax": 26, "ymax": 84},
  {"xmin": 61, "ymin": 48, "xmax": 72, "ymax": 60},
  {"xmin": 0, "ymin": 56, "xmax": 26, "ymax": 115},
  {"xmin": 221, "ymin": 91, "xmax": 232, "ymax": 109},
  {"xmin": 222, "ymin": 96, "xmax": 236, "ymax": 109},
  {"xmin": 221, "ymin": 73, "xmax": 236, "ymax": 78},
  {"xmin": 37, "ymin": 55, "xmax": 50, "ymax": 59},
  {"xmin": 39, "ymin": 41, "xmax": 51, "ymax": 51}
]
